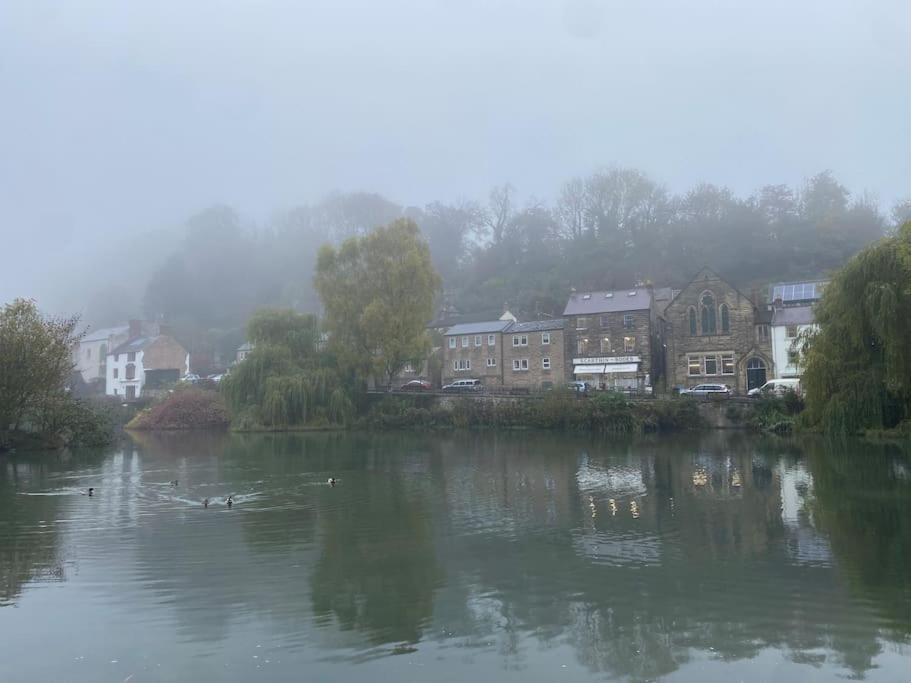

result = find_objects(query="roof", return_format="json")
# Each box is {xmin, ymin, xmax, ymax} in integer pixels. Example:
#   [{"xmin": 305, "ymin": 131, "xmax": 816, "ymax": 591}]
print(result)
[
  {"xmin": 769, "ymin": 280, "xmax": 828, "ymax": 304},
  {"xmin": 772, "ymin": 305, "xmax": 816, "ymax": 326},
  {"xmin": 445, "ymin": 320, "xmax": 514, "ymax": 336},
  {"xmin": 110, "ymin": 336, "xmax": 161, "ymax": 355},
  {"xmin": 82, "ymin": 325, "xmax": 128, "ymax": 343},
  {"xmin": 237, "ymin": 342, "xmax": 254, "ymax": 352},
  {"xmin": 563, "ymin": 289, "xmax": 652, "ymax": 316},
  {"xmin": 507, "ymin": 319, "xmax": 566, "ymax": 333},
  {"xmin": 428, "ymin": 310, "xmax": 505, "ymax": 329},
  {"xmin": 652, "ymin": 286, "xmax": 676, "ymax": 302}
]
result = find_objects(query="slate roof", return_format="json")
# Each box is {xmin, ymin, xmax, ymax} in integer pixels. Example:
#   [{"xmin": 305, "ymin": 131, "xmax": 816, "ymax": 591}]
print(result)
[
  {"xmin": 563, "ymin": 289, "xmax": 652, "ymax": 316},
  {"xmin": 445, "ymin": 320, "xmax": 514, "ymax": 336},
  {"xmin": 772, "ymin": 305, "xmax": 816, "ymax": 326},
  {"xmin": 428, "ymin": 310, "xmax": 505, "ymax": 329},
  {"xmin": 82, "ymin": 325, "xmax": 128, "ymax": 343},
  {"xmin": 110, "ymin": 336, "xmax": 160, "ymax": 355},
  {"xmin": 507, "ymin": 319, "xmax": 566, "ymax": 333}
]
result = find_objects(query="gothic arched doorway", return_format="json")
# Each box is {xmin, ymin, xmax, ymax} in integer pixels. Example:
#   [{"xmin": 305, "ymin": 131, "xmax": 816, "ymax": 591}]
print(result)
[{"xmin": 746, "ymin": 357, "xmax": 767, "ymax": 391}]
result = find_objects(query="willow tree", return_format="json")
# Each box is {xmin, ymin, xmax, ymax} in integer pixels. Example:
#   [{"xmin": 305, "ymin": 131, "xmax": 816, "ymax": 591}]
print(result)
[
  {"xmin": 315, "ymin": 218, "xmax": 440, "ymax": 386},
  {"xmin": 802, "ymin": 223, "xmax": 911, "ymax": 433}
]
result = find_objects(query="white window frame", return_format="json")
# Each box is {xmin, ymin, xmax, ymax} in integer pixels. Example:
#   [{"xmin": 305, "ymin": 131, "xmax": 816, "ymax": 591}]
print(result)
[
  {"xmin": 453, "ymin": 359, "xmax": 471, "ymax": 371},
  {"xmin": 542, "ymin": 357, "xmax": 551, "ymax": 370},
  {"xmin": 541, "ymin": 332, "xmax": 550, "ymax": 345},
  {"xmin": 623, "ymin": 314, "xmax": 634, "ymax": 329},
  {"xmin": 486, "ymin": 357, "xmax": 497, "ymax": 367},
  {"xmin": 688, "ymin": 356, "xmax": 701, "ymax": 376},
  {"xmin": 512, "ymin": 334, "xmax": 528, "ymax": 347},
  {"xmin": 474, "ymin": 335, "xmax": 482, "ymax": 347},
  {"xmin": 575, "ymin": 317, "xmax": 588, "ymax": 331},
  {"xmin": 704, "ymin": 355, "xmax": 719, "ymax": 376},
  {"xmin": 600, "ymin": 337, "xmax": 610, "ymax": 354},
  {"xmin": 487, "ymin": 334, "xmax": 496, "ymax": 346},
  {"xmin": 512, "ymin": 358, "xmax": 529, "ymax": 371},
  {"xmin": 623, "ymin": 336, "xmax": 635, "ymax": 352},
  {"xmin": 461, "ymin": 336, "xmax": 469, "ymax": 348},
  {"xmin": 449, "ymin": 337, "xmax": 456, "ymax": 349},
  {"xmin": 721, "ymin": 353, "xmax": 735, "ymax": 375},
  {"xmin": 599, "ymin": 315, "xmax": 610, "ymax": 329}
]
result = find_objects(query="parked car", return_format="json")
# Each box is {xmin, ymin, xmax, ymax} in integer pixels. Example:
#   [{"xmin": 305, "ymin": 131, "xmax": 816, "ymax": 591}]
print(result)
[
  {"xmin": 442, "ymin": 379, "xmax": 482, "ymax": 392},
  {"xmin": 400, "ymin": 379, "xmax": 432, "ymax": 391},
  {"xmin": 182, "ymin": 373, "xmax": 201, "ymax": 384},
  {"xmin": 567, "ymin": 381, "xmax": 590, "ymax": 393},
  {"xmin": 680, "ymin": 383, "xmax": 732, "ymax": 396},
  {"xmin": 207, "ymin": 373, "xmax": 225, "ymax": 384},
  {"xmin": 748, "ymin": 378, "xmax": 801, "ymax": 397}
]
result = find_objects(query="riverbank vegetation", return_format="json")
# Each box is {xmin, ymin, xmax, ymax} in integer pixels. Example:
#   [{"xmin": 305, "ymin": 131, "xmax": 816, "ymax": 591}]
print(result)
[
  {"xmin": 126, "ymin": 387, "xmax": 229, "ymax": 431},
  {"xmin": 360, "ymin": 392, "xmax": 703, "ymax": 434},
  {"xmin": 0, "ymin": 300, "xmax": 114, "ymax": 451},
  {"xmin": 802, "ymin": 223, "xmax": 911, "ymax": 436}
]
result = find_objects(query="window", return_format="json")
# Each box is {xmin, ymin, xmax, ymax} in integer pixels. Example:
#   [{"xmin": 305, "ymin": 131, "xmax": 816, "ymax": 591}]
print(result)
[
  {"xmin": 756, "ymin": 325, "xmax": 770, "ymax": 342},
  {"xmin": 125, "ymin": 363, "xmax": 136, "ymax": 380},
  {"xmin": 575, "ymin": 317, "xmax": 588, "ymax": 331},
  {"xmin": 542, "ymin": 357, "xmax": 551, "ymax": 370},
  {"xmin": 113, "ymin": 368, "xmax": 119, "ymax": 379},
  {"xmin": 488, "ymin": 335, "xmax": 496, "ymax": 346},
  {"xmin": 448, "ymin": 337, "xmax": 456, "ymax": 349},
  {"xmin": 624, "ymin": 336, "xmax": 635, "ymax": 352},
  {"xmin": 786, "ymin": 325, "xmax": 798, "ymax": 338},
  {"xmin": 623, "ymin": 314, "xmax": 634, "ymax": 329},
  {"xmin": 512, "ymin": 359, "xmax": 529, "ymax": 371},
  {"xmin": 461, "ymin": 336, "xmax": 469, "ymax": 348},
  {"xmin": 541, "ymin": 332, "xmax": 550, "ymax": 345},
  {"xmin": 721, "ymin": 353, "xmax": 735, "ymax": 375},
  {"xmin": 600, "ymin": 337, "xmax": 611, "ymax": 353},
  {"xmin": 128, "ymin": 352, "xmax": 136, "ymax": 362},
  {"xmin": 600, "ymin": 315, "xmax": 610, "ymax": 329},
  {"xmin": 688, "ymin": 357, "xmax": 701, "ymax": 376},
  {"xmin": 704, "ymin": 355, "xmax": 718, "ymax": 375},
  {"xmin": 700, "ymin": 292, "xmax": 717, "ymax": 334},
  {"xmin": 577, "ymin": 338, "xmax": 589, "ymax": 355},
  {"xmin": 720, "ymin": 304, "xmax": 730, "ymax": 333},
  {"xmin": 474, "ymin": 335, "xmax": 482, "ymax": 347},
  {"xmin": 453, "ymin": 359, "xmax": 471, "ymax": 371},
  {"xmin": 512, "ymin": 335, "xmax": 528, "ymax": 347},
  {"xmin": 486, "ymin": 357, "xmax": 497, "ymax": 367}
]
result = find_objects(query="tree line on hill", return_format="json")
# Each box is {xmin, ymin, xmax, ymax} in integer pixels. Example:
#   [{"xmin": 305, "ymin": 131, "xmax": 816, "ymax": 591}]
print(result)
[{"xmin": 76, "ymin": 168, "xmax": 908, "ymax": 370}]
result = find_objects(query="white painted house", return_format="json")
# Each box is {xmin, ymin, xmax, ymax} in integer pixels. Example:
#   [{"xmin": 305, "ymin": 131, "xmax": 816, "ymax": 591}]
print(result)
[
  {"xmin": 72, "ymin": 325, "xmax": 130, "ymax": 388},
  {"xmin": 106, "ymin": 333, "xmax": 190, "ymax": 400},
  {"xmin": 767, "ymin": 280, "xmax": 826, "ymax": 379}
]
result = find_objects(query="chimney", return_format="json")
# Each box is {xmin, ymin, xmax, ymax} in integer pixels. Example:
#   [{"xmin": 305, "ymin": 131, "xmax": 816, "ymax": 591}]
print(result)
[{"xmin": 128, "ymin": 319, "xmax": 142, "ymax": 339}]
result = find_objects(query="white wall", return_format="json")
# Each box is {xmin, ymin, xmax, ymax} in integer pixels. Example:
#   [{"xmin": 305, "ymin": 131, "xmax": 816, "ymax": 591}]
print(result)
[
  {"xmin": 771, "ymin": 324, "xmax": 816, "ymax": 378},
  {"xmin": 106, "ymin": 350, "xmax": 146, "ymax": 398}
]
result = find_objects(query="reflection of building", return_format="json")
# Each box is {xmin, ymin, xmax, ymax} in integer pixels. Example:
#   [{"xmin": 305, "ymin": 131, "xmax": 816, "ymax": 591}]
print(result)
[
  {"xmin": 563, "ymin": 287, "xmax": 661, "ymax": 391},
  {"xmin": 663, "ymin": 268, "xmax": 773, "ymax": 393}
]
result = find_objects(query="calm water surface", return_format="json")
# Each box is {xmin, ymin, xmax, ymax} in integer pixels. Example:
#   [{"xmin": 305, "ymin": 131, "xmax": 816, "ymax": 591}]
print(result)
[{"xmin": 2, "ymin": 430, "xmax": 910, "ymax": 682}]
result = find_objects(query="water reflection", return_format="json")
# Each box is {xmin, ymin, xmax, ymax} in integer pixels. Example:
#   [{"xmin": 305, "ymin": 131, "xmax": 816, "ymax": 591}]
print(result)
[{"xmin": 0, "ymin": 431, "xmax": 910, "ymax": 681}]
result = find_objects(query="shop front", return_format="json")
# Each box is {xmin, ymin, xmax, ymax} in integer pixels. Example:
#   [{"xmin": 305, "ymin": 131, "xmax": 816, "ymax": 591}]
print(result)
[{"xmin": 572, "ymin": 356, "xmax": 645, "ymax": 392}]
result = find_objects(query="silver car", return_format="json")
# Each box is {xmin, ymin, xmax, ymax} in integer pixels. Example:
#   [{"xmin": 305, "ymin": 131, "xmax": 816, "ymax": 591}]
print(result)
[{"xmin": 681, "ymin": 383, "xmax": 732, "ymax": 396}]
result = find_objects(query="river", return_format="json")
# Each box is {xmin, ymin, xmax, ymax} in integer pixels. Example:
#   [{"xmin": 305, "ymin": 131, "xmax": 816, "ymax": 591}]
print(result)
[{"xmin": 1, "ymin": 430, "xmax": 910, "ymax": 682}]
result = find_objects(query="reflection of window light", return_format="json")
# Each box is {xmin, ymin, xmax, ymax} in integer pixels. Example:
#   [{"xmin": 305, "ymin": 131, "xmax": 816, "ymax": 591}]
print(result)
[
  {"xmin": 630, "ymin": 501, "xmax": 640, "ymax": 519},
  {"xmin": 692, "ymin": 469, "xmax": 708, "ymax": 486},
  {"xmin": 731, "ymin": 470, "xmax": 742, "ymax": 487},
  {"xmin": 608, "ymin": 498, "xmax": 618, "ymax": 516}
]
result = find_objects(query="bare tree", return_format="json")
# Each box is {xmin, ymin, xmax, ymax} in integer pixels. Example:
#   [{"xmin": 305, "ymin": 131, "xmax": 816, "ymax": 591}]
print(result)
[{"xmin": 483, "ymin": 183, "xmax": 515, "ymax": 245}]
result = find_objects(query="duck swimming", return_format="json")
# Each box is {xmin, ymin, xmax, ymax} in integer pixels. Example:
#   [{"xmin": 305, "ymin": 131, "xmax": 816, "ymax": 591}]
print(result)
[
  {"xmin": 327, "ymin": 478, "xmax": 337, "ymax": 487},
  {"xmin": 87, "ymin": 487, "xmax": 94, "ymax": 497}
]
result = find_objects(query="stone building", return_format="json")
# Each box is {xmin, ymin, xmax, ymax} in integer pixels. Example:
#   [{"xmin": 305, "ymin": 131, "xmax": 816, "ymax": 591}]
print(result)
[
  {"xmin": 663, "ymin": 268, "xmax": 773, "ymax": 393},
  {"xmin": 562, "ymin": 287, "xmax": 662, "ymax": 392},
  {"xmin": 502, "ymin": 320, "xmax": 568, "ymax": 391},
  {"xmin": 442, "ymin": 320, "xmax": 512, "ymax": 387}
]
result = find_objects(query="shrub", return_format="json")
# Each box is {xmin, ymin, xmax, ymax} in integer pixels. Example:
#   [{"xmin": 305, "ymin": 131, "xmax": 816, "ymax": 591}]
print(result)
[{"xmin": 127, "ymin": 388, "xmax": 229, "ymax": 430}]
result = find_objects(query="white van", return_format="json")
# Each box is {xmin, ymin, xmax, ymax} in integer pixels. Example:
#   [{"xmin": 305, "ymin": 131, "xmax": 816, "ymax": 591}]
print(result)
[{"xmin": 748, "ymin": 378, "xmax": 801, "ymax": 397}]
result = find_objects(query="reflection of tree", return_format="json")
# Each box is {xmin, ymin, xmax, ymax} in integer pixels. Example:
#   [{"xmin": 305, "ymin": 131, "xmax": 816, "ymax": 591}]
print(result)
[
  {"xmin": 310, "ymin": 472, "xmax": 441, "ymax": 645},
  {"xmin": 807, "ymin": 438, "xmax": 911, "ymax": 675},
  {"xmin": 0, "ymin": 459, "xmax": 66, "ymax": 605}
]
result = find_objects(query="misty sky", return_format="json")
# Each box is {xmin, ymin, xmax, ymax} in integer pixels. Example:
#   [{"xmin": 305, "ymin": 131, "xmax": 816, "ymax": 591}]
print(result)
[{"xmin": 1, "ymin": 0, "xmax": 909, "ymax": 309}]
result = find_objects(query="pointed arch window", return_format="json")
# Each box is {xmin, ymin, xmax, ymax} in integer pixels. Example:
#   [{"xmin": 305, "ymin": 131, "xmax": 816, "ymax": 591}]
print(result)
[
  {"xmin": 700, "ymin": 293, "xmax": 717, "ymax": 335},
  {"xmin": 720, "ymin": 304, "xmax": 730, "ymax": 333},
  {"xmin": 688, "ymin": 307, "xmax": 697, "ymax": 336}
]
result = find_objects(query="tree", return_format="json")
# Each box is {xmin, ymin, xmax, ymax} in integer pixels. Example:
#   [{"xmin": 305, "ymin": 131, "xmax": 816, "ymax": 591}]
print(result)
[
  {"xmin": 247, "ymin": 308, "xmax": 320, "ymax": 361},
  {"xmin": 315, "ymin": 218, "xmax": 440, "ymax": 386},
  {"xmin": 483, "ymin": 183, "xmax": 515, "ymax": 245},
  {"xmin": 801, "ymin": 222, "xmax": 911, "ymax": 433}
]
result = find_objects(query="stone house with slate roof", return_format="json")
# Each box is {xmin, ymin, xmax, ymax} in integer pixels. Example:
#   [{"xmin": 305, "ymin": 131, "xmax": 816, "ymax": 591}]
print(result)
[
  {"xmin": 106, "ymin": 321, "xmax": 189, "ymax": 400},
  {"xmin": 442, "ymin": 320, "xmax": 513, "ymax": 387},
  {"xmin": 502, "ymin": 320, "xmax": 569, "ymax": 391},
  {"xmin": 562, "ymin": 286, "xmax": 663, "ymax": 392},
  {"xmin": 663, "ymin": 268, "xmax": 774, "ymax": 394}
]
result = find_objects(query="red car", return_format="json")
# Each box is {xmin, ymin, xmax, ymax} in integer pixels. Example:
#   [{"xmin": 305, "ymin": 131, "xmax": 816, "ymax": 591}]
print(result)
[{"xmin": 400, "ymin": 380, "xmax": 432, "ymax": 391}]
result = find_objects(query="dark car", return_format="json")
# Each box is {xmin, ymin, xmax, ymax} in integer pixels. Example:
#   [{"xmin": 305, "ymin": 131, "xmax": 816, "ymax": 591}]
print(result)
[{"xmin": 400, "ymin": 379, "xmax": 432, "ymax": 391}]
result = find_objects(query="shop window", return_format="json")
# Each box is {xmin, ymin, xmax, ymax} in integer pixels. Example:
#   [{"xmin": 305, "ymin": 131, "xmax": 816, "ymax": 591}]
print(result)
[
  {"xmin": 600, "ymin": 337, "xmax": 611, "ymax": 354},
  {"xmin": 623, "ymin": 336, "xmax": 635, "ymax": 352}
]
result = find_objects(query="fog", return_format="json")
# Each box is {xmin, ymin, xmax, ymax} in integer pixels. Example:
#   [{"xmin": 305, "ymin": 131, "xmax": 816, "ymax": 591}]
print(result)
[{"xmin": 1, "ymin": 0, "xmax": 909, "ymax": 313}]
